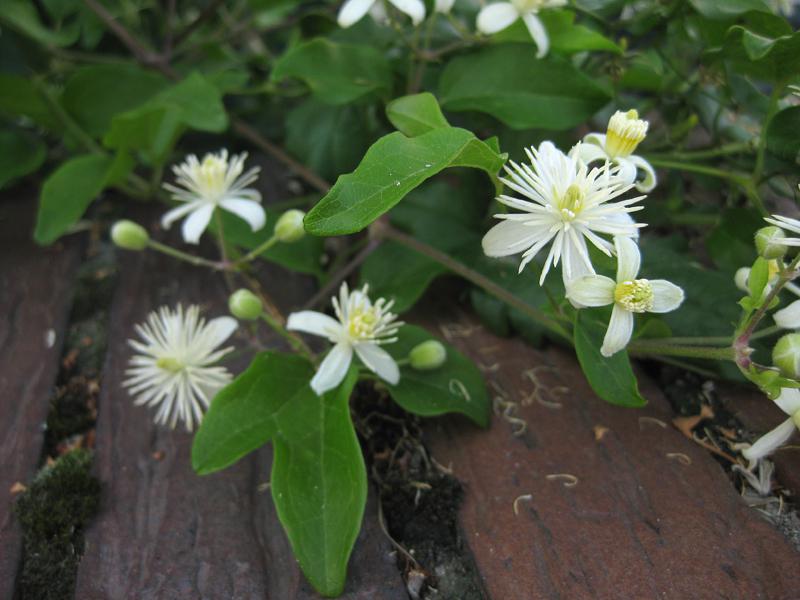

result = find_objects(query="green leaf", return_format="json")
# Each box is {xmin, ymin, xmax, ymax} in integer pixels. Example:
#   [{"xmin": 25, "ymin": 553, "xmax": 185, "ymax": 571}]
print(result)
[
  {"xmin": 688, "ymin": 0, "xmax": 769, "ymax": 19},
  {"xmin": 34, "ymin": 153, "xmax": 120, "ymax": 245},
  {"xmin": 103, "ymin": 72, "xmax": 228, "ymax": 162},
  {"xmin": 271, "ymin": 366, "xmax": 363, "ymax": 597},
  {"xmin": 285, "ymin": 98, "xmax": 374, "ymax": 182},
  {"xmin": 0, "ymin": 74, "xmax": 59, "ymax": 130},
  {"xmin": 385, "ymin": 325, "xmax": 490, "ymax": 427},
  {"xmin": 574, "ymin": 310, "xmax": 646, "ymax": 408},
  {"xmin": 438, "ymin": 44, "xmax": 611, "ymax": 130},
  {"xmin": 706, "ymin": 208, "xmax": 761, "ymax": 273},
  {"xmin": 62, "ymin": 64, "xmax": 168, "ymax": 137},
  {"xmin": 748, "ymin": 257, "xmax": 770, "ymax": 300},
  {"xmin": 493, "ymin": 10, "xmax": 621, "ymax": 55},
  {"xmin": 715, "ymin": 18, "xmax": 800, "ymax": 82},
  {"xmin": 386, "ymin": 92, "xmax": 450, "ymax": 137},
  {"xmin": 191, "ymin": 352, "xmax": 316, "ymax": 475},
  {"xmin": 272, "ymin": 38, "xmax": 391, "ymax": 105},
  {"xmin": 0, "ymin": 128, "xmax": 45, "ymax": 189},
  {"xmin": 304, "ymin": 127, "xmax": 505, "ymax": 236},
  {"xmin": 216, "ymin": 209, "xmax": 325, "ymax": 277},
  {"xmin": 766, "ymin": 106, "xmax": 800, "ymax": 161},
  {"xmin": 0, "ymin": 0, "xmax": 80, "ymax": 46}
]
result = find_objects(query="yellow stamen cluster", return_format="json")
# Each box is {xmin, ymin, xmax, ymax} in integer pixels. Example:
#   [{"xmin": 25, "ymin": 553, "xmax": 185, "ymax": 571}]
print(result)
[
  {"xmin": 156, "ymin": 357, "xmax": 184, "ymax": 373},
  {"xmin": 605, "ymin": 109, "xmax": 648, "ymax": 158},
  {"xmin": 196, "ymin": 155, "xmax": 229, "ymax": 197},
  {"xmin": 347, "ymin": 307, "xmax": 380, "ymax": 340},
  {"xmin": 614, "ymin": 279, "xmax": 654, "ymax": 312},
  {"xmin": 558, "ymin": 183, "xmax": 585, "ymax": 221}
]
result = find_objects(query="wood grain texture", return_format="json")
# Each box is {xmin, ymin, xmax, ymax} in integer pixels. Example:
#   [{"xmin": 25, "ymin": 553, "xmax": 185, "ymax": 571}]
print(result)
[
  {"xmin": 422, "ymin": 312, "xmax": 799, "ymax": 600},
  {"xmin": 0, "ymin": 194, "xmax": 81, "ymax": 597},
  {"xmin": 74, "ymin": 219, "xmax": 406, "ymax": 599}
]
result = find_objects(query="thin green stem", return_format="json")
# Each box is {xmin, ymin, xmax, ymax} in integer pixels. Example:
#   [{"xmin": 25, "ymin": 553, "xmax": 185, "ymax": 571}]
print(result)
[
  {"xmin": 146, "ymin": 239, "xmax": 224, "ymax": 269},
  {"xmin": 645, "ymin": 141, "xmax": 753, "ymax": 162},
  {"xmin": 379, "ymin": 225, "xmax": 572, "ymax": 342},
  {"xmin": 628, "ymin": 341, "xmax": 735, "ymax": 361},
  {"xmin": 754, "ymin": 80, "xmax": 787, "ymax": 185},
  {"xmin": 259, "ymin": 313, "xmax": 314, "ymax": 361},
  {"xmin": 234, "ymin": 234, "xmax": 279, "ymax": 265},
  {"xmin": 645, "ymin": 158, "xmax": 747, "ymax": 182}
]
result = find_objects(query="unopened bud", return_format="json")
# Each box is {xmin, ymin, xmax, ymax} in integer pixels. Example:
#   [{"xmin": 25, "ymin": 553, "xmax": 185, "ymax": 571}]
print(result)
[
  {"xmin": 773, "ymin": 333, "xmax": 800, "ymax": 378},
  {"xmin": 228, "ymin": 289, "xmax": 262, "ymax": 320},
  {"xmin": 755, "ymin": 226, "xmax": 788, "ymax": 260},
  {"xmin": 274, "ymin": 209, "xmax": 306, "ymax": 243},
  {"xmin": 111, "ymin": 220, "xmax": 148, "ymax": 250},
  {"xmin": 734, "ymin": 267, "xmax": 750, "ymax": 293},
  {"xmin": 409, "ymin": 340, "xmax": 447, "ymax": 371}
]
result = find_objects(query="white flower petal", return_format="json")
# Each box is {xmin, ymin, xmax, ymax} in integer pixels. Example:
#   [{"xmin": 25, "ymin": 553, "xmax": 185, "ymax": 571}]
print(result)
[
  {"xmin": 775, "ymin": 387, "xmax": 800, "ymax": 416},
  {"xmin": 482, "ymin": 219, "xmax": 549, "ymax": 257},
  {"xmin": 573, "ymin": 140, "xmax": 609, "ymax": 165},
  {"xmin": 337, "ymin": 0, "xmax": 375, "ymax": 26},
  {"xmin": 649, "ymin": 280, "xmax": 685, "ymax": 313},
  {"xmin": 774, "ymin": 299, "xmax": 800, "ymax": 329},
  {"xmin": 522, "ymin": 12, "xmax": 549, "ymax": 58},
  {"xmin": 355, "ymin": 342, "xmax": 400, "ymax": 384},
  {"xmin": 435, "ymin": 0, "xmax": 455, "ymax": 13},
  {"xmin": 311, "ymin": 343, "xmax": 354, "ymax": 395},
  {"xmin": 601, "ymin": 304, "xmax": 634, "ymax": 357},
  {"xmin": 161, "ymin": 201, "xmax": 203, "ymax": 229},
  {"xmin": 605, "ymin": 211, "xmax": 639, "ymax": 239},
  {"xmin": 219, "ymin": 198, "xmax": 266, "ymax": 232},
  {"xmin": 615, "ymin": 157, "xmax": 638, "ymax": 187},
  {"xmin": 388, "ymin": 0, "xmax": 426, "ymax": 24},
  {"xmin": 206, "ymin": 316, "xmax": 238, "ymax": 346},
  {"xmin": 742, "ymin": 417, "xmax": 797, "ymax": 464},
  {"xmin": 181, "ymin": 204, "xmax": 215, "ymax": 244},
  {"xmin": 287, "ymin": 310, "xmax": 342, "ymax": 339},
  {"xmin": 628, "ymin": 154, "xmax": 657, "ymax": 193},
  {"xmin": 566, "ymin": 275, "xmax": 615, "ymax": 307},
  {"xmin": 734, "ymin": 267, "xmax": 751, "ymax": 293},
  {"xmin": 476, "ymin": 2, "xmax": 519, "ymax": 34},
  {"xmin": 765, "ymin": 214, "xmax": 800, "ymax": 236},
  {"xmin": 614, "ymin": 236, "xmax": 641, "ymax": 282}
]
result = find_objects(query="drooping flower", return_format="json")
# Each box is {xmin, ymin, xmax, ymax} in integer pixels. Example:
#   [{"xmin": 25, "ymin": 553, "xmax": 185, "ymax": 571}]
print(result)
[
  {"xmin": 338, "ymin": 0, "xmax": 425, "ymax": 27},
  {"xmin": 476, "ymin": 0, "xmax": 567, "ymax": 58},
  {"xmin": 566, "ymin": 236, "xmax": 684, "ymax": 357},
  {"xmin": 741, "ymin": 388, "xmax": 800, "ymax": 468},
  {"xmin": 573, "ymin": 110, "xmax": 657, "ymax": 193},
  {"xmin": 124, "ymin": 305, "xmax": 238, "ymax": 431},
  {"xmin": 481, "ymin": 141, "xmax": 645, "ymax": 286},
  {"xmin": 162, "ymin": 150, "xmax": 265, "ymax": 244},
  {"xmin": 287, "ymin": 283, "xmax": 402, "ymax": 395}
]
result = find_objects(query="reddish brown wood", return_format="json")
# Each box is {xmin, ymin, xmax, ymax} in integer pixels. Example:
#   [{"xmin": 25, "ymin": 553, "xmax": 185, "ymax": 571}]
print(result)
[
  {"xmin": 721, "ymin": 383, "xmax": 800, "ymax": 497},
  {"xmin": 0, "ymin": 194, "xmax": 81, "ymax": 597},
  {"xmin": 74, "ymin": 225, "xmax": 406, "ymax": 599},
  {"xmin": 423, "ymin": 314, "xmax": 799, "ymax": 600}
]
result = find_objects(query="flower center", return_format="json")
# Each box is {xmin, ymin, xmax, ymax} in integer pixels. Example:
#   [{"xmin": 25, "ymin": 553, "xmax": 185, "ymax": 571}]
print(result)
[
  {"xmin": 605, "ymin": 109, "xmax": 648, "ymax": 159},
  {"xmin": 196, "ymin": 155, "xmax": 229, "ymax": 198},
  {"xmin": 614, "ymin": 279, "xmax": 654, "ymax": 312},
  {"xmin": 558, "ymin": 183, "xmax": 585, "ymax": 221},
  {"xmin": 347, "ymin": 307, "xmax": 379, "ymax": 340},
  {"xmin": 156, "ymin": 357, "xmax": 185, "ymax": 373}
]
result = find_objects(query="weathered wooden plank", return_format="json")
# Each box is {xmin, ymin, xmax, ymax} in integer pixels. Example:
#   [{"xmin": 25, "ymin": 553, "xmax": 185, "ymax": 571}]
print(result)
[
  {"xmin": 74, "ymin": 222, "xmax": 406, "ymax": 599},
  {"xmin": 0, "ymin": 194, "xmax": 81, "ymax": 597},
  {"xmin": 424, "ymin": 313, "xmax": 799, "ymax": 600}
]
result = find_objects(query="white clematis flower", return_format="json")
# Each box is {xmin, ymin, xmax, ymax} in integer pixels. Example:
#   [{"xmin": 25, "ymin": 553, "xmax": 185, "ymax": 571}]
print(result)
[
  {"xmin": 435, "ymin": 0, "xmax": 456, "ymax": 13},
  {"xmin": 574, "ymin": 110, "xmax": 657, "ymax": 193},
  {"xmin": 476, "ymin": 0, "xmax": 566, "ymax": 58},
  {"xmin": 775, "ymin": 299, "xmax": 800, "ymax": 329},
  {"xmin": 566, "ymin": 236, "xmax": 684, "ymax": 357},
  {"xmin": 764, "ymin": 213, "xmax": 800, "ymax": 247},
  {"xmin": 338, "ymin": 0, "xmax": 425, "ymax": 27},
  {"xmin": 162, "ymin": 150, "xmax": 265, "ymax": 244},
  {"xmin": 481, "ymin": 141, "xmax": 645, "ymax": 286},
  {"xmin": 287, "ymin": 283, "xmax": 402, "ymax": 395},
  {"xmin": 741, "ymin": 388, "xmax": 800, "ymax": 468},
  {"xmin": 124, "ymin": 305, "xmax": 237, "ymax": 431}
]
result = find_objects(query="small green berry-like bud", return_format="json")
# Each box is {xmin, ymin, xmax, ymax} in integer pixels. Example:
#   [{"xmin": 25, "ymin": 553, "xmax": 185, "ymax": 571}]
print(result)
[
  {"xmin": 111, "ymin": 220, "xmax": 148, "ymax": 250},
  {"xmin": 773, "ymin": 333, "xmax": 800, "ymax": 378},
  {"xmin": 229, "ymin": 289, "xmax": 262, "ymax": 320},
  {"xmin": 755, "ymin": 226, "xmax": 788, "ymax": 260},
  {"xmin": 409, "ymin": 340, "xmax": 447, "ymax": 371},
  {"xmin": 274, "ymin": 209, "xmax": 306, "ymax": 243}
]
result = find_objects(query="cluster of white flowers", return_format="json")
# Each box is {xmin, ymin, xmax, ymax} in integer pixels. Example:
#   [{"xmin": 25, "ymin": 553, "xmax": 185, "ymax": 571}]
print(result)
[
  {"xmin": 482, "ymin": 110, "xmax": 681, "ymax": 357},
  {"xmin": 336, "ymin": 0, "xmax": 565, "ymax": 58}
]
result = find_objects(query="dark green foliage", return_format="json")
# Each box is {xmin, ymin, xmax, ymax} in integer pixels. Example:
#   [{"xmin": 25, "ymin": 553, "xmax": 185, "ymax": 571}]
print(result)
[{"xmin": 14, "ymin": 449, "xmax": 100, "ymax": 600}]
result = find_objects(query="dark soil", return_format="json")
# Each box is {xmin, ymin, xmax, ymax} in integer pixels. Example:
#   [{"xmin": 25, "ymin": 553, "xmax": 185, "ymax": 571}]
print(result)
[{"xmin": 352, "ymin": 383, "xmax": 487, "ymax": 600}]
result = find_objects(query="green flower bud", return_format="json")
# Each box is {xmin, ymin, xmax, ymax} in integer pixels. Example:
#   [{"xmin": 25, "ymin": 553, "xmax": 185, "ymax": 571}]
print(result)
[
  {"xmin": 773, "ymin": 333, "xmax": 800, "ymax": 378},
  {"xmin": 409, "ymin": 340, "xmax": 447, "ymax": 371},
  {"xmin": 228, "ymin": 289, "xmax": 262, "ymax": 320},
  {"xmin": 273, "ymin": 209, "xmax": 306, "ymax": 243},
  {"xmin": 111, "ymin": 220, "xmax": 149, "ymax": 250},
  {"xmin": 755, "ymin": 226, "xmax": 788, "ymax": 260}
]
